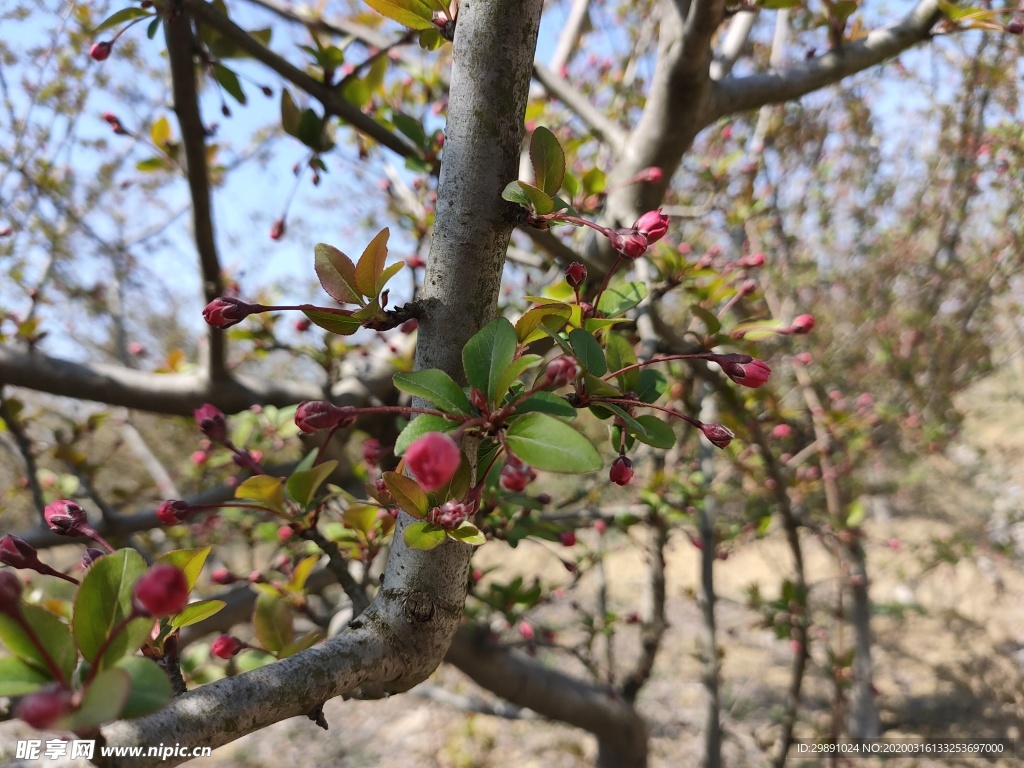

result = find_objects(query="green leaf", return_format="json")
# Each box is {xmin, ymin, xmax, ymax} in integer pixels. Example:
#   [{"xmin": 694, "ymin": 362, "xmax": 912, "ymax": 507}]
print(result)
[
  {"xmin": 447, "ymin": 521, "xmax": 486, "ymax": 546},
  {"xmin": 116, "ymin": 656, "xmax": 173, "ymax": 719},
  {"xmin": 0, "ymin": 603, "xmax": 76, "ymax": 681},
  {"xmin": 286, "ymin": 460, "xmax": 338, "ymax": 508},
  {"xmin": 253, "ymin": 593, "xmax": 293, "ymax": 654},
  {"xmin": 502, "ymin": 181, "xmax": 533, "ymax": 208},
  {"xmin": 213, "ymin": 63, "xmax": 246, "ymax": 105},
  {"xmin": 288, "ymin": 555, "xmax": 321, "ymax": 592},
  {"xmin": 235, "ymin": 475, "xmax": 287, "ymax": 512},
  {"xmin": 432, "ymin": 454, "xmax": 471, "ymax": 505},
  {"xmin": 690, "ymin": 305, "xmax": 722, "ymax": 335},
  {"xmin": 135, "ymin": 156, "xmax": 168, "ymax": 173},
  {"xmin": 343, "ymin": 503, "xmax": 379, "ymax": 532},
  {"xmin": 597, "ymin": 281, "xmax": 646, "ymax": 317},
  {"xmin": 355, "ymin": 227, "xmax": 390, "ymax": 298},
  {"xmin": 146, "ymin": 16, "xmax": 161, "ymax": 38},
  {"xmin": 590, "ymin": 400, "xmax": 647, "ymax": 437},
  {"xmin": 392, "ymin": 111, "xmax": 428, "ymax": 149},
  {"xmin": 635, "ymin": 368, "xmax": 667, "ymax": 404},
  {"xmin": 515, "ymin": 303, "xmax": 571, "ymax": 343},
  {"xmin": 72, "ymin": 548, "xmax": 148, "ymax": 666},
  {"xmin": 383, "ymin": 472, "xmax": 429, "ymax": 518},
  {"xmin": 314, "ymin": 243, "xmax": 362, "ymax": 305},
  {"xmin": 394, "ymin": 414, "xmax": 460, "ymax": 455},
  {"xmin": 169, "ymin": 600, "xmax": 226, "ymax": 630},
  {"xmin": 582, "ymin": 167, "xmax": 606, "ymax": 194},
  {"xmin": 505, "ymin": 413, "xmax": 601, "ymax": 473},
  {"xmin": 403, "ymin": 521, "xmax": 447, "ymax": 550},
  {"xmin": 99, "ymin": 617, "xmax": 154, "ymax": 669},
  {"xmin": 149, "ymin": 116, "xmax": 170, "ymax": 148},
  {"xmin": 393, "ymin": 370, "xmax": 473, "ymax": 415},
  {"xmin": 281, "ymin": 89, "xmax": 301, "ymax": 137},
  {"xmin": 156, "ymin": 545, "xmax": 211, "ymax": 591},
  {"xmin": 630, "ymin": 415, "xmax": 676, "ymax": 449},
  {"xmin": 362, "ymin": 0, "xmax": 436, "ymax": 29},
  {"xmin": 605, "ymin": 331, "xmax": 639, "ymax": 390},
  {"xmin": 530, "ymin": 127, "xmax": 566, "ymax": 196},
  {"xmin": 279, "ymin": 629, "xmax": 323, "ymax": 658},
  {"xmin": 493, "ymin": 355, "xmax": 543, "ymax": 405},
  {"xmin": 94, "ymin": 7, "xmax": 152, "ymax": 34},
  {"xmin": 57, "ymin": 668, "xmax": 130, "ymax": 730},
  {"xmin": 377, "ymin": 260, "xmax": 405, "ymax": 295},
  {"xmin": 297, "ymin": 108, "xmax": 325, "ymax": 149},
  {"xmin": 846, "ymin": 499, "xmax": 865, "ymax": 528},
  {"xmin": 0, "ymin": 656, "xmax": 51, "ymax": 695},
  {"xmin": 568, "ymin": 328, "xmax": 607, "ymax": 376},
  {"xmin": 730, "ymin": 318, "xmax": 787, "ymax": 341},
  {"xmin": 513, "ymin": 391, "xmax": 577, "ymax": 419},
  {"xmin": 301, "ymin": 307, "xmax": 361, "ymax": 336},
  {"xmin": 504, "ymin": 181, "xmax": 554, "ymax": 215},
  {"xmin": 462, "ymin": 317, "xmax": 517, "ymax": 406}
]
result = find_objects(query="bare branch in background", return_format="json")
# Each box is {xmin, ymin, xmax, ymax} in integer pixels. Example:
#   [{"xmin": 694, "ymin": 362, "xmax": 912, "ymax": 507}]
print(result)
[
  {"xmin": 532, "ymin": 62, "xmax": 626, "ymax": 151},
  {"xmin": 0, "ymin": 389, "xmax": 46, "ymax": 519}
]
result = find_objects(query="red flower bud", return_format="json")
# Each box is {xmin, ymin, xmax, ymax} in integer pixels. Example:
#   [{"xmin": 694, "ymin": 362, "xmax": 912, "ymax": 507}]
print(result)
[
  {"xmin": 0, "ymin": 535, "xmax": 40, "ymax": 570},
  {"xmin": 634, "ymin": 209, "xmax": 670, "ymax": 244},
  {"xmin": 89, "ymin": 41, "xmax": 112, "ymax": 61},
  {"xmin": 565, "ymin": 262, "xmax": 587, "ymax": 289},
  {"xmin": 790, "ymin": 314, "xmax": 815, "ymax": 334},
  {"xmin": 210, "ymin": 568, "xmax": 236, "ymax": 585},
  {"xmin": 193, "ymin": 403, "xmax": 228, "ymax": 443},
  {"xmin": 609, "ymin": 456, "xmax": 634, "ymax": 486},
  {"xmin": 715, "ymin": 354, "xmax": 771, "ymax": 388},
  {"xmin": 15, "ymin": 686, "xmax": 72, "ymax": 729},
  {"xmin": 211, "ymin": 634, "xmax": 243, "ymax": 659},
  {"xmin": 270, "ymin": 219, "xmax": 286, "ymax": 240},
  {"xmin": 518, "ymin": 621, "xmax": 535, "ymax": 641},
  {"xmin": 202, "ymin": 297, "xmax": 259, "ymax": 329},
  {"xmin": 543, "ymin": 356, "xmax": 578, "ymax": 388},
  {"xmin": 609, "ymin": 229, "xmax": 648, "ymax": 260},
  {"xmin": 559, "ymin": 531, "xmax": 576, "ymax": 547},
  {"xmin": 470, "ymin": 388, "xmax": 488, "ymax": 412},
  {"xmin": 156, "ymin": 500, "xmax": 191, "ymax": 525},
  {"xmin": 405, "ymin": 432, "xmax": 461, "ymax": 493},
  {"xmin": 362, "ymin": 438, "xmax": 385, "ymax": 467},
  {"xmin": 1007, "ymin": 18, "xmax": 1024, "ymax": 34},
  {"xmin": 407, "ymin": 255, "xmax": 426, "ymax": 269},
  {"xmin": 294, "ymin": 400, "xmax": 356, "ymax": 433},
  {"xmin": 0, "ymin": 571, "xmax": 23, "ymax": 615},
  {"xmin": 81, "ymin": 548, "xmax": 105, "ymax": 570},
  {"xmin": 133, "ymin": 564, "xmax": 189, "ymax": 617},
  {"xmin": 500, "ymin": 457, "xmax": 536, "ymax": 492},
  {"xmin": 699, "ymin": 422, "xmax": 734, "ymax": 449},
  {"xmin": 43, "ymin": 500, "xmax": 89, "ymax": 537}
]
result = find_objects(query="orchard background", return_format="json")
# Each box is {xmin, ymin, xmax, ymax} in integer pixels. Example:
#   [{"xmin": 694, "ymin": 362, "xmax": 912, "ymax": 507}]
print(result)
[{"xmin": 1, "ymin": 0, "xmax": 1023, "ymax": 765}]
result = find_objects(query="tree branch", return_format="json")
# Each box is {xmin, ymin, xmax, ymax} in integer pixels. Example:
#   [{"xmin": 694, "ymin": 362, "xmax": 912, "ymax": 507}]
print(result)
[
  {"xmin": 446, "ymin": 628, "xmax": 648, "ymax": 768},
  {"xmin": 165, "ymin": 9, "xmax": 227, "ymax": 379},
  {"xmin": 710, "ymin": 0, "xmax": 943, "ymax": 120},
  {"xmin": 181, "ymin": 0, "xmax": 419, "ymax": 159}
]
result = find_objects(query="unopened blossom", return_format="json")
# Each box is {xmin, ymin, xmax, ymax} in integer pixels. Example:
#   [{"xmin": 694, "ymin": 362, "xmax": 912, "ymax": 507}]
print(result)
[
  {"xmin": 634, "ymin": 209, "xmax": 669, "ymax": 244},
  {"xmin": 202, "ymin": 297, "xmax": 260, "ymax": 329},
  {"xmin": 609, "ymin": 455, "xmax": 634, "ymax": 486},
  {"xmin": 133, "ymin": 564, "xmax": 189, "ymax": 617},
  {"xmin": 405, "ymin": 432, "xmax": 461, "ymax": 492}
]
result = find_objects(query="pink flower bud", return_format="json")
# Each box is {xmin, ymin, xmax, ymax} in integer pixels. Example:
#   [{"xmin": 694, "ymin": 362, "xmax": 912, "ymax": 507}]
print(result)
[
  {"xmin": 609, "ymin": 229, "xmax": 648, "ymax": 260},
  {"xmin": 362, "ymin": 438, "xmax": 385, "ymax": 467},
  {"xmin": 771, "ymin": 424, "xmax": 793, "ymax": 439},
  {"xmin": 594, "ymin": 519, "xmax": 608, "ymax": 534},
  {"xmin": 405, "ymin": 432, "xmax": 461, "ymax": 493},
  {"xmin": 89, "ymin": 41, "xmax": 112, "ymax": 61},
  {"xmin": 558, "ymin": 531, "xmax": 576, "ymax": 547},
  {"xmin": 518, "ymin": 621, "xmax": 535, "ymax": 641},
  {"xmin": 15, "ymin": 686, "xmax": 72, "ymax": 729},
  {"xmin": 44, "ymin": 500, "xmax": 89, "ymax": 537},
  {"xmin": 202, "ymin": 297, "xmax": 259, "ymax": 329},
  {"xmin": 408, "ymin": 255, "xmax": 426, "ymax": 269},
  {"xmin": 1006, "ymin": 18, "xmax": 1024, "ymax": 34},
  {"xmin": 156, "ymin": 500, "xmax": 191, "ymax": 525},
  {"xmin": 294, "ymin": 400, "xmax": 356, "ymax": 433},
  {"xmin": 0, "ymin": 535, "xmax": 40, "ymax": 570},
  {"xmin": 0, "ymin": 571, "xmax": 23, "ymax": 614},
  {"xmin": 133, "ymin": 564, "xmax": 189, "ymax": 617},
  {"xmin": 790, "ymin": 314, "xmax": 815, "ymax": 334},
  {"xmin": 738, "ymin": 252, "xmax": 765, "ymax": 268},
  {"xmin": 633, "ymin": 209, "xmax": 670, "ymax": 244},
  {"xmin": 699, "ymin": 423, "xmax": 734, "ymax": 449},
  {"xmin": 565, "ymin": 262, "xmax": 587, "ymax": 289},
  {"xmin": 500, "ymin": 456, "xmax": 536, "ymax": 492},
  {"xmin": 211, "ymin": 634, "xmax": 243, "ymax": 659},
  {"xmin": 210, "ymin": 568, "xmax": 236, "ymax": 585},
  {"xmin": 294, "ymin": 317, "xmax": 312, "ymax": 332},
  {"xmin": 609, "ymin": 455, "xmax": 634, "ymax": 486},
  {"xmin": 193, "ymin": 403, "xmax": 228, "ymax": 443},
  {"xmin": 632, "ymin": 167, "xmax": 664, "ymax": 184},
  {"xmin": 544, "ymin": 356, "xmax": 578, "ymax": 388},
  {"xmin": 277, "ymin": 525, "xmax": 293, "ymax": 543},
  {"xmin": 127, "ymin": 341, "xmax": 146, "ymax": 356},
  {"xmin": 269, "ymin": 219, "xmax": 286, "ymax": 240},
  {"xmin": 190, "ymin": 451, "xmax": 208, "ymax": 466}
]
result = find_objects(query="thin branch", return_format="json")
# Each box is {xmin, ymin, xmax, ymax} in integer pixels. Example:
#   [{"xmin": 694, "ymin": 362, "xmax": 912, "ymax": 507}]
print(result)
[
  {"xmin": 709, "ymin": 11, "xmax": 757, "ymax": 80},
  {"xmin": 710, "ymin": 0, "xmax": 943, "ymax": 120},
  {"xmin": 532, "ymin": 62, "xmax": 627, "ymax": 150},
  {"xmin": 182, "ymin": 0, "xmax": 419, "ymax": 159},
  {"xmin": 410, "ymin": 683, "xmax": 537, "ymax": 719},
  {"xmin": 299, "ymin": 526, "xmax": 370, "ymax": 615},
  {"xmin": 164, "ymin": 10, "xmax": 227, "ymax": 379}
]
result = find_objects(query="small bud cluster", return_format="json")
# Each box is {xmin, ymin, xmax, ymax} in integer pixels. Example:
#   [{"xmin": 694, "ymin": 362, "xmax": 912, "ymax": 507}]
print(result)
[
  {"xmin": 500, "ymin": 455, "xmax": 536, "ymax": 492},
  {"xmin": 609, "ymin": 209, "xmax": 671, "ymax": 261},
  {"xmin": 428, "ymin": 499, "xmax": 473, "ymax": 529}
]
